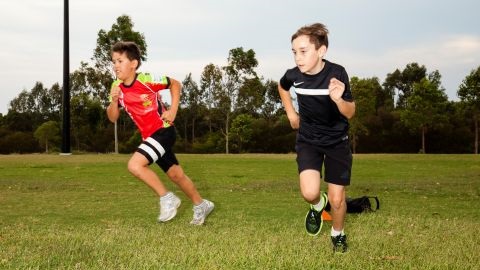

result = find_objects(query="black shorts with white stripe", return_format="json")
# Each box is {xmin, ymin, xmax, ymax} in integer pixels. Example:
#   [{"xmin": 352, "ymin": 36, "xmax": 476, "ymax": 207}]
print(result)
[{"xmin": 136, "ymin": 126, "xmax": 179, "ymax": 172}]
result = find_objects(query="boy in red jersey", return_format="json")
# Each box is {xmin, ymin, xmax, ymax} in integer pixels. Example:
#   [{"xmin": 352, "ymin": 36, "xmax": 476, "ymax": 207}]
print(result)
[{"xmin": 107, "ymin": 41, "xmax": 214, "ymax": 225}]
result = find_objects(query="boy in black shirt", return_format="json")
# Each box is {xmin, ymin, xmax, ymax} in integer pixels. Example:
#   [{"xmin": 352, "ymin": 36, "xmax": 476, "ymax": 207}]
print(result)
[{"xmin": 278, "ymin": 23, "xmax": 355, "ymax": 253}]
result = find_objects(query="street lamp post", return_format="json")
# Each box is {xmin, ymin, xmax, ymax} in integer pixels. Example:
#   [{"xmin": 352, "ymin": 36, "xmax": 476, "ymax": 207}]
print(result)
[{"xmin": 61, "ymin": 0, "xmax": 71, "ymax": 155}]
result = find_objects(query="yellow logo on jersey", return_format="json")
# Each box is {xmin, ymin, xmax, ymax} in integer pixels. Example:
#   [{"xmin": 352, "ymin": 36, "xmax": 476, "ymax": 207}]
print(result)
[{"xmin": 140, "ymin": 94, "xmax": 152, "ymax": 107}]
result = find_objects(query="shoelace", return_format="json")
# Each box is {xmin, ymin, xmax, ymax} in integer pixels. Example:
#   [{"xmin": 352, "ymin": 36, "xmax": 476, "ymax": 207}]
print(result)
[
  {"xmin": 193, "ymin": 205, "xmax": 204, "ymax": 219},
  {"xmin": 161, "ymin": 199, "xmax": 176, "ymax": 210},
  {"xmin": 333, "ymin": 235, "xmax": 346, "ymax": 245},
  {"xmin": 308, "ymin": 209, "xmax": 319, "ymax": 221}
]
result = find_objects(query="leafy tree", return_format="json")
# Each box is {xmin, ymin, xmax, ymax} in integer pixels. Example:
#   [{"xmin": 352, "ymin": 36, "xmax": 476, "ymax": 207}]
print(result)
[
  {"xmin": 260, "ymin": 79, "xmax": 282, "ymax": 121},
  {"xmin": 217, "ymin": 47, "xmax": 258, "ymax": 153},
  {"xmin": 230, "ymin": 114, "xmax": 254, "ymax": 153},
  {"xmin": 46, "ymin": 83, "xmax": 63, "ymax": 120},
  {"xmin": 237, "ymin": 77, "xmax": 265, "ymax": 115},
  {"xmin": 34, "ymin": 121, "xmax": 60, "ymax": 153},
  {"xmin": 70, "ymin": 62, "xmax": 113, "ymax": 107},
  {"xmin": 7, "ymin": 82, "xmax": 61, "ymax": 132},
  {"xmin": 200, "ymin": 63, "xmax": 223, "ymax": 133},
  {"xmin": 349, "ymin": 77, "xmax": 379, "ymax": 153},
  {"xmin": 93, "ymin": 15, "xmax": 147, "ymax": 75},
  {"xmin": 0, "ymin": 131, "xmax": 39, "ymax": 153},
  {"xmin": 400, "ymin": 73, "xmax": 448, "ymax": 153},
  {"xmin": 180, "ymin": 73, "xmax": 203, "ymax": 146},
  {"xmin": 383, "ymin": 63, "xmax": 426, "ymax": 108},
  {"xmin": 9, "ymin": 82, "xmax": 45, "ymax": 114},
  {"xmin": 458, "ymin": 66, "xmax": 480, "ymax": 154},
  {"xmin": 70, "ymin": 93, "xmax": 105, "ymax": 151}
]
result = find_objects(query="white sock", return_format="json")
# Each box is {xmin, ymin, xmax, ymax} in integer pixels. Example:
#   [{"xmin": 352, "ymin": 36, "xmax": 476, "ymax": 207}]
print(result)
[
  {"xmin": 331, "ymin": 227, "xmax": 344, "ymax": 237},
  {"xmin": 160, "ymin": 192, "xmax": 173, "ymax": 201},
  {"xmin": 194, "ymin": 199, "xmax": 206, "ymax": 208},
  {"xmin": 312, "ymin": 195, "xmax": 326, "ymax": 211}
]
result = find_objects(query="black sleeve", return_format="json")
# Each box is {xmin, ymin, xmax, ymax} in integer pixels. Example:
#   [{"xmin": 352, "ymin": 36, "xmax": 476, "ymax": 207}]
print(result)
[
  {"xmin": 340, "ymin": 68, "xmax": 354, "ymax": 102},
  {"xmin": 279, "ymin": 70, "xmax": 293, "ymax": 91},
  {"xmin": 165, "ymin": 76, "xmax": 171, "ymax": 89}
]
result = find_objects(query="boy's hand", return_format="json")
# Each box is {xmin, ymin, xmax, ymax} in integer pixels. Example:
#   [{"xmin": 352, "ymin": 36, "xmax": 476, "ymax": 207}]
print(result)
[
  {"xmin": 328, "ymin": 78, "xmax": 345, "ymax": 103},
  {"xmin": 287, "ymin": 112, "xmax": 300, "ymax": 130},
  {"xmin": 161, "ymin": 109, "xmax": 177, "ymax": 125},
  {"xmin": 110, "ymin": 86, "xmax": 121, "ymax": 103}
]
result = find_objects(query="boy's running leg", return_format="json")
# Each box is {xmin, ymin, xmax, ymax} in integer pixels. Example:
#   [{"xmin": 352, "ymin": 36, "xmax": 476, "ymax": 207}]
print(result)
[
  {"xmin": 128, "ymin": 152, "xmax": 169, "ymax": 196},
  {"xmin": 300, "ymin": 169, "xmax": 326, "ymax": 235},
  {"xmin": 328, "ymin": 183, "xmax": 348, "ymax": 252},
  {"xmin": 127, "ymin": 152, "xmax": 181, "ymax": 222},
  {"xmin": 166, "ymin": 165, "xmax": 202, "ymax": 204},
  {"xmin": 166, "ymin": 165, "xmax": 214, "ymax": 225}
]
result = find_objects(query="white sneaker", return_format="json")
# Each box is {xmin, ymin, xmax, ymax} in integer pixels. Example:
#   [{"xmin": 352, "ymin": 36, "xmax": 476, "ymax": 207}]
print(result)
[
  {"xmin": 190, "ymin": 199, "xmax": 214, "ymax": 225},
  {"xmin": 158, "ymin": 193, "xmax": 181, "ymax": 222}
]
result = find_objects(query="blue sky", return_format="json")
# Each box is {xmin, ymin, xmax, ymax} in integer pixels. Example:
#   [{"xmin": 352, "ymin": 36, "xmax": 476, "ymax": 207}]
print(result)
[{"xmin": 0, "ymin": 0, "xmax": 479, "ymax": 114}]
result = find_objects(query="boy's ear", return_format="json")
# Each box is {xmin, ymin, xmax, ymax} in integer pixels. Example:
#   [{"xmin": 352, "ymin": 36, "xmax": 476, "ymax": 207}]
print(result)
[
  {"xmin": 318, "ymin": 45, "xmax": 327, "ymax": 58},
  {"xmin": 133, "ymin": 59, "xmax": 139, "ymax": 70}
]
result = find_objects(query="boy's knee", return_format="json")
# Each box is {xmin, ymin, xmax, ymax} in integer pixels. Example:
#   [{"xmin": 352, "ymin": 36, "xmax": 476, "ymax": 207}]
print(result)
[
  {"xmin": 167, "ymin": 165, "xmax": 185, "ymax": 182},
  {"xmin": 302, "ymin": 190, "xmax": 320, "ymax": 203},
  {"xmin": 328, "ymin": 195, "xmax": 345, "ymax": 210},
  {"xmin": 127, "ymin": 159, "xmax": 143, "ymax": 176}
]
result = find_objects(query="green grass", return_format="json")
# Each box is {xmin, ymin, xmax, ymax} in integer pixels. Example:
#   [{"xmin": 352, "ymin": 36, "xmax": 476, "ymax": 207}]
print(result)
[{"xmin": 0, "ymin": 154, "xmax": 479, "ymax": 269}]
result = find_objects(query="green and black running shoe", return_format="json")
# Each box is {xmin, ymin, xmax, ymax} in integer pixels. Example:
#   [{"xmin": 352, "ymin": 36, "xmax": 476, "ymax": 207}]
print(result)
[
  {"xmin": 305, "ymin": 192, "xmax": 328, "ymax": 236},
  {"xmin": 331, "ymin": 234, "xmax": 348, "ymax": 253}
]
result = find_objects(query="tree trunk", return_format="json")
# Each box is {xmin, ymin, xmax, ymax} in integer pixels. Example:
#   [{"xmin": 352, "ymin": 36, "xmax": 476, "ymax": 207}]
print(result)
[
  {"xmin": 421, "ymin": 126, "xmax": 426, "ymax": 154},
  {"xmin": 208, "ymin": 115, "xmax": 212, "ymax": 133},
  {"xmin": 191, "ymin": 118, "xmax": 195, "ymax": 145},
  {"xmin": 225, "ymin": 112, "xmax": 229, "ymax": 154},
  {"xmin": 352, "ymin": 133, "xmax": 357, "ymax": 154},
  {"xmin": 184, "ymin": 118, "xmax": 188, "ymax": 151},
  {"xmin": 475, "ymin": 115, "xmax": 478, "ymax": 154},
  {"xmin": 114, "ymin": 120, "xmax": 118, "ymax": 154}
]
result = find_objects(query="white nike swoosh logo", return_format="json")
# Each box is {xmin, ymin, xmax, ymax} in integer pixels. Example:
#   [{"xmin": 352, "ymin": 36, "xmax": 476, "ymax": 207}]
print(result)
[{"xmin": 293, "ymin": 81, "xmax": 304, "ymax": 86}]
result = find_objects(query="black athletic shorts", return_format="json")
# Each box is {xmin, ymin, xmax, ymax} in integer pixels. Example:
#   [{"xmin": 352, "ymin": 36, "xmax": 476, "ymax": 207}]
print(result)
[
  {"xmin": 136, "ymin": 126, "xmax": 179, "ymax": 172},
  {"xmin": 295, "ymin": 139, "xmax": 352, "ymax": 186}
]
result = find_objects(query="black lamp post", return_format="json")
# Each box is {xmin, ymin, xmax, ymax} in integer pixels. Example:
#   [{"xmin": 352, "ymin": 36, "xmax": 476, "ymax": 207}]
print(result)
[{"xmin": 61, "ymin": 0, "xmax": 71, "ymax": 154}]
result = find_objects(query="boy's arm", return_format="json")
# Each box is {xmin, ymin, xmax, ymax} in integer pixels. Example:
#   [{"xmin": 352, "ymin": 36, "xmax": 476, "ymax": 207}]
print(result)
[
  {"xmin": 278, "ymin": 84, "xmax": 300, "ymax": 130},
  {"xmin": 106, "ymin": 86, "xmax": 121, "ymax": 122},
  {"xmin": 329, "ymin": 78, "xmax": 356, "ymax": 119},
  {"xmin": 333, "ymin": 98, "xmax": 355, "ymax": 119},
  {"xmin": 161, "ymin": 78, "xmax": 181, "ymax": 124}
]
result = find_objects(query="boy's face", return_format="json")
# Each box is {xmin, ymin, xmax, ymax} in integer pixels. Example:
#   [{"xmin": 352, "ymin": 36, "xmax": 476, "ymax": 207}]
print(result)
[
  {"xmin": 112, "ymin": 51, "xmax": 138, "ymax": 81},
  {"xmin": 291, "ymin": 35, "xmax": 326, "ymax": 75}
]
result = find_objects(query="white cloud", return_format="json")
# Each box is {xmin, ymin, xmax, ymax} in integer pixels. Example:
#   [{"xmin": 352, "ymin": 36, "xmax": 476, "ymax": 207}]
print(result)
[{"xmin": 330, "ymin": 35, "xmax": 480, "ymax": 100}]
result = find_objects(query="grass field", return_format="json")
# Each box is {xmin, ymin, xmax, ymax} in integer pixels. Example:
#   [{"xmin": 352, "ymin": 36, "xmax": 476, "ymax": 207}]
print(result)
[{"xmin": 0, "ymin": 154, "xmax": 479, "ymax": 269}]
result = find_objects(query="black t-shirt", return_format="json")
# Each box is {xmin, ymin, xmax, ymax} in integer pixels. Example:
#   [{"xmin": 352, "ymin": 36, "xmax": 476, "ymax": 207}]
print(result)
[{"xmin": 279, "ymin": 59, "xmax": 354, "ymax": 146}]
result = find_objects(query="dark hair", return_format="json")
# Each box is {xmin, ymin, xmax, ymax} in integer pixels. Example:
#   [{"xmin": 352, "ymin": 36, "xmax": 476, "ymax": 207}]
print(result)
[
  {"xmin": 291, "ymin": 23, "xmax": 329, "ymax": 49},
  {"xmin": 111, "ymin": 41, "xmax": 142, "ymax": 69}
]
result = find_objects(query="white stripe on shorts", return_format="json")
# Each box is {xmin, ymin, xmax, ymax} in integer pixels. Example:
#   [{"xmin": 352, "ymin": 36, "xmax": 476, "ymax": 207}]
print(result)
[
  {"xmin": 139, "ymin": 137, "xmax": 166, "ymax": 162},
  {"xmin": 139, "ymin": 144, "xmax": 158, "ymax": 162}
]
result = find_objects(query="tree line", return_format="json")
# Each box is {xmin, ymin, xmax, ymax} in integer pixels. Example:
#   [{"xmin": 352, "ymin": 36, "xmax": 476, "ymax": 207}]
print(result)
[{"xmin": 0, "ymin": 15, "xmax": 478, "ymax": 154}]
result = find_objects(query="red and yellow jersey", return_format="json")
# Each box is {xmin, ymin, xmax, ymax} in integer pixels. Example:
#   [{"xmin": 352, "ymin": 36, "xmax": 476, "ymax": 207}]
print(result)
[{"xmin": 111, "ymin": 73, "xmax": 171, "ymax": 139}]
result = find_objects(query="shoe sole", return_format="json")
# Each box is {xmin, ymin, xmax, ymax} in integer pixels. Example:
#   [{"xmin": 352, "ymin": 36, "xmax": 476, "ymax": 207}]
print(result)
[{"xmin": 158, "ymin": 198, "xmax": 181, "ymax": 222}]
